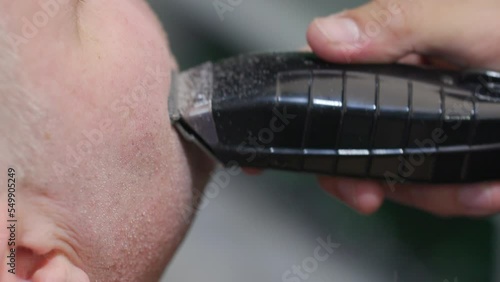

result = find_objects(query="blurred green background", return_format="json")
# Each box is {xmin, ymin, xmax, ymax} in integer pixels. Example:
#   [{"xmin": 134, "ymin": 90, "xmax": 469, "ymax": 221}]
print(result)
[{"xmin": 147, "ymin": 0, "xmax": 500, "ymax": 281}]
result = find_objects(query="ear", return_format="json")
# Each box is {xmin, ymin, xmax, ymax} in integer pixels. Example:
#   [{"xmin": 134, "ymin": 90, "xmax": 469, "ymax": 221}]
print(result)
[
  {"xmin": 2, "ymin": 248, "xmax": 90, "ymax": 282},
  {"xmin": 1, "ymin": 196, "xmax": 89, "ymax": 282},
  {"xmin": 30, "ymin": 254, "xmax": 90, "ymax": 282}
]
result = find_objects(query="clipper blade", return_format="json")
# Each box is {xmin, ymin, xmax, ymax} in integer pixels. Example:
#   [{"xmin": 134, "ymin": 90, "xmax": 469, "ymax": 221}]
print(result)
[{"xmin": 167, "ymin": 62, "xmax": 218, "ymax": 146}]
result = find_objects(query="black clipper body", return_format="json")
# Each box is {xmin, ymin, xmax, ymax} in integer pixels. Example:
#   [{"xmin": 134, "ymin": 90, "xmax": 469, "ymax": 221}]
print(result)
[{"xmin": 168, "ymin": 52, "xmax": 500, "ymax": 183}]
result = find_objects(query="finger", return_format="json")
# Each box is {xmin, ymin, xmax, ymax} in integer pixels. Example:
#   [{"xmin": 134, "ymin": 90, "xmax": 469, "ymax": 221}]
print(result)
[
  {"xmin": 383, "ymin": 182, "xmax": 500, "ymax": 217},
  {"xmin": 397, "ymin": 53, "xmax": 425, "ymax": 66},
  {"xmin": 319, "ymin": 177, "xmax": 384, "ymax": 215},
  {"xmin": 397, "ymin": 54, "xmax": 462, "ymax": 69},
  {"xmin": 307, "ymin": 0, "xmax": 500, "ymax": 68}
]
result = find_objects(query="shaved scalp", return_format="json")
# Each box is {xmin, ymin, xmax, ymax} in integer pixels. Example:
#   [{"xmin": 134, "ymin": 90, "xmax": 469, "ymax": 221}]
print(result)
[
  {"xmin": 0, "ymin": 23, "xmax": 44, "ymax": 173},
  {"xmin": 0, "ymin": 22, "xmax": 19, "ymax": 163}
]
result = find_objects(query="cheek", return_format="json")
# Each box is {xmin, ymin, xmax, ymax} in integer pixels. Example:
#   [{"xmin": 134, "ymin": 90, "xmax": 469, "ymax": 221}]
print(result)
[
  {"xmin": 65, "ymin": 4, "xmax": 197, "ymax": 280},
  {"xmin": 38, "ymin": 0, "xmax": 179, "ymax": 182},
  {"xmin": 81, "ymin": 125, "xmax": 194, "ymax": 282},
  {"xmin": 17, "ymin": 2, "xmax": 198, "ymax": 281}
]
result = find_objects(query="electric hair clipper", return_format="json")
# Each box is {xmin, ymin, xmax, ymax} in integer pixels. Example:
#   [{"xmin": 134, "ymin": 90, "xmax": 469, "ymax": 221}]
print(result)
[{"xmin": 168, "ymin": 52, "xmax": 500, "ymax": 183}]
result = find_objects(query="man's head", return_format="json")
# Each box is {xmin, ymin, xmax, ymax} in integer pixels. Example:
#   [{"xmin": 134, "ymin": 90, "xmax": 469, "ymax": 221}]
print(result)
[{"xmin": 0, "ymin": 1, "xmax": 212, "ymax": 281}]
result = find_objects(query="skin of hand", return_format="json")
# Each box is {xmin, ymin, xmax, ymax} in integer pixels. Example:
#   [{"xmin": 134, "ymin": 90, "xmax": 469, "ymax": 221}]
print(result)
[
  {"xmin": 306, "ymin": 0, "xmax": 500, "ymax": 217},
  {"xmin": 0, "ymin": 1, "xmax": 213, "ymax": 281}
]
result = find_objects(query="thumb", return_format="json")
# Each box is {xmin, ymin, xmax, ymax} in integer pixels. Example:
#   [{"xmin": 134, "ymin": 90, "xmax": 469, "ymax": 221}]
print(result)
[{"xmin": 307, "ymin": 0, "xmax": 500, "ymax": 69}]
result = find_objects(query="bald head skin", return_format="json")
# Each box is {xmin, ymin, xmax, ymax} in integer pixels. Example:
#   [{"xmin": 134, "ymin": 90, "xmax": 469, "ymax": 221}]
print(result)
[{"xmin": 0, "ymin": 1, "xmax": 212, "ymax": 281}]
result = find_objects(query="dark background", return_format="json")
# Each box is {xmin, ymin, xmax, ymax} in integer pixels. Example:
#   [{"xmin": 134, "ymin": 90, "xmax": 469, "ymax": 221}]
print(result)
[{"xmin": 147, "ymin": 1, "xmax": 499, "ymax": 281}]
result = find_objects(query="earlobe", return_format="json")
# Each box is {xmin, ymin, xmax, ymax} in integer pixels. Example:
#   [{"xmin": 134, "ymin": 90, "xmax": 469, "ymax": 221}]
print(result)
[
  {"xmin": 31, "ymin": 254, "xmax": 89, "ymax": 282},
  {"xmin": 0, "ymin": 210, "xmax": 89, "ymax": 282}
]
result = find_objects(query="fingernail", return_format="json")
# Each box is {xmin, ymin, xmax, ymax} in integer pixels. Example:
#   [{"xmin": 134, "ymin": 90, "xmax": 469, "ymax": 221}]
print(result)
[
  {"xmin": 459, "ymin": 186, "xmax": 492, "ymax": 209},
  {"xmin": 315, "ymin": 15, "xmax": 360, "ymax": 44}
]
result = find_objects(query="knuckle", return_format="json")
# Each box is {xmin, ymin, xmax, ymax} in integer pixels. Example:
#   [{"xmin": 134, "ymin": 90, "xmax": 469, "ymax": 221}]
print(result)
[{"xmin": 366, "ymin": 0, "xmax": 424, "ymax": 52}]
